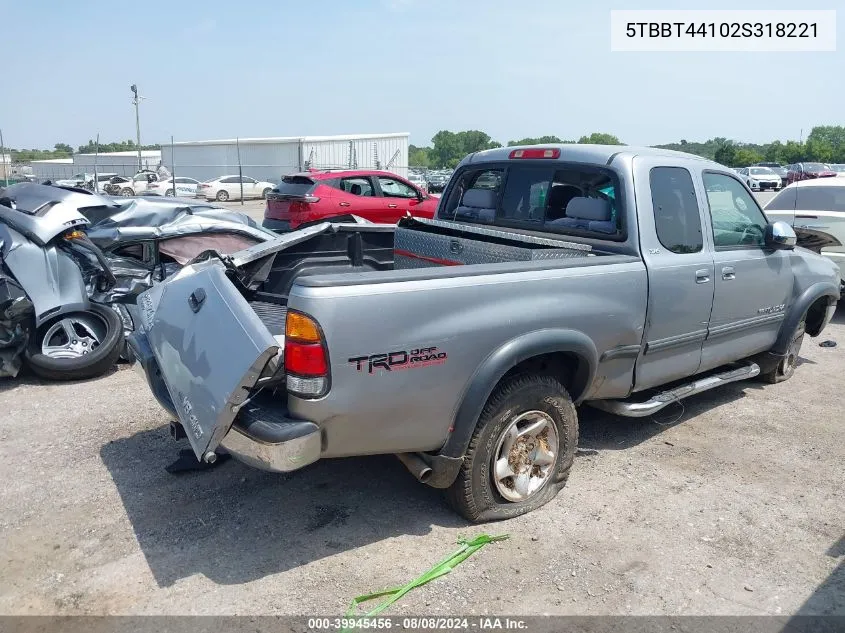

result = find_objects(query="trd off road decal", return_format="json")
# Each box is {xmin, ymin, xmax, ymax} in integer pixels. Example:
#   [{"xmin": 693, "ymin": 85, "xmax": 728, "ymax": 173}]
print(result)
[{"xmin": 348, "ymin": 346, "xmax": 447, "ymax": 374}]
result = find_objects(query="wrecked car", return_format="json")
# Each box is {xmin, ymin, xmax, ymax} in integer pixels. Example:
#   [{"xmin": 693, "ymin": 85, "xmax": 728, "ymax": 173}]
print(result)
[
  {"xmin": 129, "ymin": 145, "xmax": 839, "ymax": 521},
  {"xmin": 0, "ymin": 188, "xmax": 123, "ymax": 379},
  {"xmin": 0, "ymin": 183, "xmax": 275, "ymax": 378}
]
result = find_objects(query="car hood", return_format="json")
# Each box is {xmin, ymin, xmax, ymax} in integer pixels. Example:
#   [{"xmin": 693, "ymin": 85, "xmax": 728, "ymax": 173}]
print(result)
[
  {"xmin": 0, "ymin": 182, "xmax": 117, "ymax": 213},
  {"xmin": 84, "ymin": 198, "xmax": 276, "ymax": 246}
]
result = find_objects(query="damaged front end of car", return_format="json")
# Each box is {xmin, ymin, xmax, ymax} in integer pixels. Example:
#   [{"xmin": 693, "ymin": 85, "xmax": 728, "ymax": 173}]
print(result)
[{"xmin": 0, "ymin": 268, "xmax": 33, "ymax": 378}]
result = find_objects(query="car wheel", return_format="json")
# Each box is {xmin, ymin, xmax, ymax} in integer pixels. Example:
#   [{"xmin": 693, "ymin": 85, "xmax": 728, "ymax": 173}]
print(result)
[
  {"xmin": 120, "ymin": 187, "xmax": 134, "ymax": 197},
  {"xmin": 445, "ymin": 373, "xmax": 578, "ymax": 522},
  {"xmin": 165, "ymin": 189, "xmax": 175, "ymax": 197},
  {"xmin": 262, "ymin": 187, "xmax": 271, "ymax": 199},
  {"xmin": 24, "ymin": 304, "xmax": 124, "ymax": 381},
  {"xmin": 216, "ymin": 190, "xmax": 229, "ymax": 202},
  {"xmin": 759, "ymin": 321, "xmax": 805, "ymax": 384}
]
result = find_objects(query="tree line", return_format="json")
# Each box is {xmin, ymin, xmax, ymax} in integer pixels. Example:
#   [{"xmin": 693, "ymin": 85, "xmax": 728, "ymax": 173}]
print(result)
[
  {"xmin": 411, "ymin": 126, "xmax": 845, "ymax": 169},
  {"xmin": 6, "ymin": 140, "xmax": 161, "ymax": 162}
]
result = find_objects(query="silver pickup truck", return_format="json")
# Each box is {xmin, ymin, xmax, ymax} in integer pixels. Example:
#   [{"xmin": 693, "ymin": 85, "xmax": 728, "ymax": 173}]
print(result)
[{"xmin": 128, "ymin": 145, "xmax": 839, "ymax": 522}]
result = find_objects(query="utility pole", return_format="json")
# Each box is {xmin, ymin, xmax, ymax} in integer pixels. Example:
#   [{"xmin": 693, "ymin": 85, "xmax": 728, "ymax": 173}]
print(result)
[
  {"xmin": 130, "ymin": 84, "xmax": 142, "ymax": 171},
  {"xmin": 236, "ymin": 137, "xmax": 244, "ymax": 205},
  {"xmin": 0, "ymin": 128, "xmax": 7, "ymax": 187},
  {"xmin": 170, "ymin": 136, "xmax": 176, "ymax": 196},
  {"xmin": 94, "ymin": 134, "xmax": 99, "ymax": 192}
]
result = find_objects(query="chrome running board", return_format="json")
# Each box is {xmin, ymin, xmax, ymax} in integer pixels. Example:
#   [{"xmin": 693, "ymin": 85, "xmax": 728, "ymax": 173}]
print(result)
[{"xmin": 588, "ymin": 362, "xmax": 760, "ymax": 418}]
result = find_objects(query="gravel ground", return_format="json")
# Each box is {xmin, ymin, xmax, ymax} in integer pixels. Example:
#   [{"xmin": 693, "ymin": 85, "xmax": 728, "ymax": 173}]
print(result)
[{"xmin": 0, "ymin": 306, "xmax": 842, "ymax": 617}]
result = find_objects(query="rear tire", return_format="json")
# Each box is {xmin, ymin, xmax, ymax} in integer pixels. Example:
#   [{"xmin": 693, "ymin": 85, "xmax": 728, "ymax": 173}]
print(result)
[
  {"xmin": 216, "ymin": 190, "xmax": 229, "ymax": 202},
  {"xmin": 262, "ymin": 187, "xmax": 271, "ymax": 199},
  {"xmin": 445, "ymin": 373, "xmax": 578, "ymax": 522},
  {"xmin": 24, "ymin": 304, "xmax": 123, "ymax": 381},
  {"xmin": 759, "ymin": 321, "xmax": 805, "ymax": 384}
]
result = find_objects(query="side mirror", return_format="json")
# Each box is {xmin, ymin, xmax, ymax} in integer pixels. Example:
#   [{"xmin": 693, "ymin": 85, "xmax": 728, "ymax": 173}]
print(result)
[
  {"xmin": 417, "ymin": 189, "xmax": 426, "ymax": 201},
  {"xmin": 765, "ymin": 221, "xmax": 797, "ymax": 250}
]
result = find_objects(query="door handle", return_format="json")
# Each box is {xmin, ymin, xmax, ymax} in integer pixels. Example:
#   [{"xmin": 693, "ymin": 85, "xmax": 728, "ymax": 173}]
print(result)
[
  {"xmin": 339, "ymin": 201, "xmax": 350, "ymax": 207},
  {"xmin": 721, "ymin": 266, "xmax": 736, "ymax": 281},
  {"xmin": 695, "ymin": 269, "xmax": 710, "ymax": 284},
  {"xmin": 387, "ymin": 203, "xmax": 398, "ymax": 208}
]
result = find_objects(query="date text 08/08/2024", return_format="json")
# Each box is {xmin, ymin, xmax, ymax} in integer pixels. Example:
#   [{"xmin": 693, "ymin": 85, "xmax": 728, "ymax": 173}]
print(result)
[{"xmin": 307, "ymin": 616, "xmax": 528, "ymax": 630}]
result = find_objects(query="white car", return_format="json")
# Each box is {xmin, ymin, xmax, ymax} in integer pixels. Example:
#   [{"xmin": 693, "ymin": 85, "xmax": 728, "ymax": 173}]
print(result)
[
  {"xmin": 104, "ymin": 171, "xmax": 161, "ymax": 196},
  {"xmin": 829, "ymin": 163, "xmax": 845, "ymax": 177},
  {"xmin": 53, "ymin": 172, "xmax": 91, "ymax": 188},
  {"xmin": 737, "ymin": 166, "xmax": 781, "ymax": 191},
  {"xmin": 765, "ymin": 178, "xmax": 845, "ymax": 288},
  {"xmin": 196, "ymin": 175, "xmax": 276, "ymax": 202},
  {"xmin": 146, "ymin": 177, "xmax": 201, "ymax": 197},
  {"xmin": 53, "ymin": 172, "xmax": 119, "ymax": 193},
  {"xmin": 408, "ymin": 173, "xmax": 428, "ymax": 192}
]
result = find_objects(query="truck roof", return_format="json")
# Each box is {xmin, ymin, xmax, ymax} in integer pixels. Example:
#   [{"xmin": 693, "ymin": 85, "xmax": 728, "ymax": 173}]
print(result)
[{"xmin": 466, "ymin": 143, "xmax": 714, "ymax": 167}]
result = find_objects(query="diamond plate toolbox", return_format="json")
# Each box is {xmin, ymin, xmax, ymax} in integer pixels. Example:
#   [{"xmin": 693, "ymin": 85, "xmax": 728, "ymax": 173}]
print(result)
[{"xmin": 394, "ymin": 217, "xmax": 592, "ymax": 269}]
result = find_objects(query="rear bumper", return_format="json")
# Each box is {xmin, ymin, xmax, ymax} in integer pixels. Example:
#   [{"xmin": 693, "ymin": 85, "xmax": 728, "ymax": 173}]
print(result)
[
  {"xmin": 127, "ymin": 330, "xmax": 321, "ymax": 473},
  {"xmin": 262, "ymin": 217, "xmax": 292, "ymax": 232},
  {"xmin": 219, "ymin": 405, "xmax": 321, "ymax": 472}
]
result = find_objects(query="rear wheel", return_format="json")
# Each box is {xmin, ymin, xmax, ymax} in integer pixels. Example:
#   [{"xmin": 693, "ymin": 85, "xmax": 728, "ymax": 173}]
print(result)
[
  {"xmin": 445, "ymin": 374, "xmax": 578, "ymax": 522},
  {"xmin": 760, "ymin": 321, "xmax": 805, "ymax": 384},
  {"xmin": 24, "ymin": 304, "xmax": 123, "ymax": 381},
  {"xmin": 262, "ymin": 187, "xmax": 271, "ymax": 199},
  {"xmin": 216, "ymin": 190, "xmax": 229, "ymax": 202}
]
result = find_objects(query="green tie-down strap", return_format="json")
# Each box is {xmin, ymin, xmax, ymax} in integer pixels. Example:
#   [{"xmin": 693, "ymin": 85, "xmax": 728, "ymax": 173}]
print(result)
[{"xmin": 344, "ymin": 534, "xmax": 509, "ymax": 622}]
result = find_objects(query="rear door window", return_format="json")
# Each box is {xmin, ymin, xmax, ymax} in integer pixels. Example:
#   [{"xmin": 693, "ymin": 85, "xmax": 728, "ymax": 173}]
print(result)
[
  {"xmin": 338, "ymin": 177, "xmax": 375, "ymax": 197},
  {"xmin": 649, "ymin": 167, "xmax": 703, "ymax": 254},
  {"xmin": 790, "ymin": 186, "xmax": 845, "ymax": 212}
]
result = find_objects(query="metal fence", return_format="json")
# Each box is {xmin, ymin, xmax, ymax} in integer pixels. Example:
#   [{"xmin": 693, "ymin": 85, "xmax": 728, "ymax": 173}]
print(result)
[{"xmin": 20, "ymin": 162, "xmax": 435, "ymax": 186}]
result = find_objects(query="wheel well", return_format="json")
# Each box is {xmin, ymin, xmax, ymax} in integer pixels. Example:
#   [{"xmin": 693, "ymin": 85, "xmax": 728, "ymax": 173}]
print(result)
[
  {"xmin": 805, "ymin": 296, "xmax": 832, "ymax": 336},
  {"xmin": 500, "ymin": 351, "xmax": 590, "ymax": 401}
]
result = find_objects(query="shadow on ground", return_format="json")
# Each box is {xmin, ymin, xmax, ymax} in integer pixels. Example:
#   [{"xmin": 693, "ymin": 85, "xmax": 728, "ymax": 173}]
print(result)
[
  {"xmin": 578, "ymin": 380, "xmax": 759, "ymax": 451},
  {"xmin": 0, "ymin": 364, "xmax": 121, "ymax": 394},
  {"xmin": 790, "ymin": 535, "xmax": 845, "ymax": 617},
  {"xmin": 100, "ymin": 426, "xmax": 467, "ymax": 587}
]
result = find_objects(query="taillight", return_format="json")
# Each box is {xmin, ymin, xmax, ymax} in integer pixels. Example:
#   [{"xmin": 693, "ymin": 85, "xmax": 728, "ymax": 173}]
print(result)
[
  {"xmin": 284, "ymin": 310, "xmax": 329, "ymax": 397},
  {"xmin": 509, "ymin": 148, "xmax": 560, "ymax": 159}
]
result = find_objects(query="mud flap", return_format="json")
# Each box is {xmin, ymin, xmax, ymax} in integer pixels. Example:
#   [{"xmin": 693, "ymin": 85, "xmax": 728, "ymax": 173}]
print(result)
[{"xmin": 141, "ymin": 259, "xmax": 279, "ymax": 460}]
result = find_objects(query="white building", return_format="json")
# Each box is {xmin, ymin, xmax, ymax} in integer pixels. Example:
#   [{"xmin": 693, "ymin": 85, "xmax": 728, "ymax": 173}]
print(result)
[
  {"xmin": 29, "ymin": 151, "xmax": 162, "ymax": 181},
  {"xmin": 29, "ymin": 158, "xmax": 75, "ymax": 180},
  {"xmin": 162, "ymin": 133, "xmax": 409, "ymax": 183},
  {"xmin": 73, "ymin": 150, "xmax": 161, "ymax": 175}
]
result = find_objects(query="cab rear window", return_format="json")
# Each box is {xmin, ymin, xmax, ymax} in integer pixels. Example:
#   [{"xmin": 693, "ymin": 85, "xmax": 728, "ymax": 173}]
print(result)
[{"xmin": 439, "ymin": 164, "xmax": 623, "ymax": 240}]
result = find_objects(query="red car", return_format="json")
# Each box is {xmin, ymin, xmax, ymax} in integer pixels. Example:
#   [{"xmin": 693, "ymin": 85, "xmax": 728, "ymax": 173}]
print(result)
[
  {"xmin": 786, "ymin": 162, "xmax": 838, "ymax": 185},
  {"xmin": 263, "ymin": 170, "xmax": 439, "ymax": 231}
]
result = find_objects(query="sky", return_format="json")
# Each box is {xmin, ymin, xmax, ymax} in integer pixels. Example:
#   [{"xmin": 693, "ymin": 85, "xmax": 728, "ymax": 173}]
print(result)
[{"xmin": 0, "ymin": 0, "xmax": 841, "ymax": 150}]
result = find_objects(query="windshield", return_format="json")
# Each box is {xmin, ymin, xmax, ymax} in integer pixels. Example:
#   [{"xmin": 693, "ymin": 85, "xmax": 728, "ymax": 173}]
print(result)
[
  {"xmin": 803, "ymin": 163, "xmax": 829, "ymax": 172},
  {"xmin": 749, "ymin": 167, "xmax": 774, "ymax": 175}
]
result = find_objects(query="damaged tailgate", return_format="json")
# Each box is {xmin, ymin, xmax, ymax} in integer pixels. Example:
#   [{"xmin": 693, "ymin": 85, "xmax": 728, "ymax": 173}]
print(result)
[{"xmin": 138, "ymin": 258, "xmax": 279, "ymax": 460}]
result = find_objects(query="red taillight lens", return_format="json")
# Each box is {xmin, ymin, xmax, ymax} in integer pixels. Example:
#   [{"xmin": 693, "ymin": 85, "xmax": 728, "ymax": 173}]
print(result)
[
  {"xmin": 509, "ymin": 148, "xmax": 560, "ymax": 159},
  {"xmin": 285, "ymin": 340, "xmax": 327, "ymax": 376}
]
